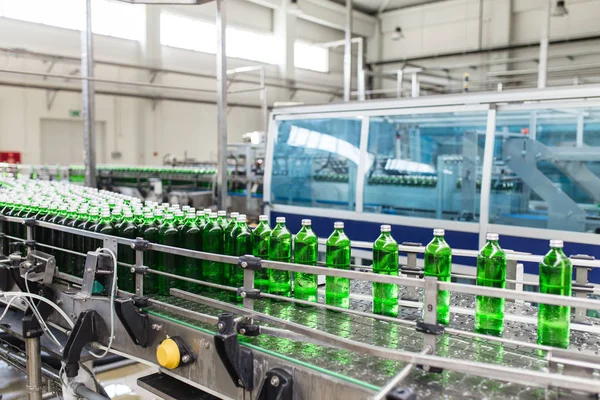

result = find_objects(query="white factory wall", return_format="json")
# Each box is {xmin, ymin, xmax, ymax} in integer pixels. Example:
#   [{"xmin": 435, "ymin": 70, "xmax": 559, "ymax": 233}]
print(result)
[
  {"xmin": 0, "ymin": 0, "xmax": 366, "ymax": 165},
  {"xmin": 377, "ymin": 0, "xmax": 600, "ymax": 93}
]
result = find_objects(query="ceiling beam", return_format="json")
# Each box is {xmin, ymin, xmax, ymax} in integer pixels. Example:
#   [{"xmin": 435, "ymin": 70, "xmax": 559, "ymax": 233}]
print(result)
[{"xmin": 244, "ymin": 0, "xmax": 377, "ymax": 37}]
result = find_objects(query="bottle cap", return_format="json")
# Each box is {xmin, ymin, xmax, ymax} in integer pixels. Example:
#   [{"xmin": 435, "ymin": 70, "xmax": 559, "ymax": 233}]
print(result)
[
  {"xmin": 230, "ymin": 212, "xmax": 240, "ymax": 218},
  {"xmin": 204, "ymin": 208, "xmax": 212, "ymax": 213},
  {"xmin": 210, "ymin": 212, "xmax": 218, "ymax": 218},
  {"xmin": 218, "ymin": 210, "xmax": 227, "ymax": 217},
  {"xmin": 380, "ymin": 224, "xmax": 391, "ymax": 232},
  {"xmin": 486, "ymin": 232, "xmax": 499, "ymax": 241},
  {"xmin": 301, "ymin": 219, "xmax": 312, "ymax": 226},
  {"xmin": 259, "ymin": 215, "xmax": 268, "ymax": 221},
  {"xmin": 276, "ymin": 216, "xmax": 286, "ymax": 224},
  {"xmin": 196, "ymin": 210, "xmax": 205, "ymax": 216},
  {"xmin": 433, "ymin": 228, "xmax": 445, "ymax": 236},
  {"xmin": 334, "ymin": 221, "xmax": 344, "ymax": 229},
  {"xmin": 549, "ymin": 239, "xmax": 563, "ymax": 248},
  {"xmin": 237, "ymin": 215, "xmax": 246, "ymax": 222},
  {"xmin": 144, "ymin": 213, "xmax": 154, "ymax": 219}
]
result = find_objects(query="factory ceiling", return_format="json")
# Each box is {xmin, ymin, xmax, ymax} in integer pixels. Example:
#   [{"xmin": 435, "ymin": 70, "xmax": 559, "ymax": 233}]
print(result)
[{"xmin": 327, "ymin": 0, "xmax": 450, "ymax": 15}]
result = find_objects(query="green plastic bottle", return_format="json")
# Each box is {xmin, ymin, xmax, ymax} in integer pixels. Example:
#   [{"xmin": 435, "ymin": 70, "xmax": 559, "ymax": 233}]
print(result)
[
  {"xmin": 74, "ymin": 208, "xmax": 91, "ymax": 277},
  {"xmin": 252, "ymin": 215, "xmax": 271, "ymax": 291},
  {"xmin": 157, "ymin": 213, "xmax": 179, "ymax": 295},
  {"xmin": 95, "ymin": 210, "xmax": 114, "ymax": 248},
  {"xmin": 180, "ymin": 212, "xmax": 202, "ymax": 293},
  {"xmin": 231, "ymin": 214, "xmax": 252, "ymax": 301},
  {"xmin": 372, "ymin": 225, "xmax": 399, "ymax": 317},
  {"xmin": 293, "ymin": 219, "xmax": 318, "ymax": 303},
  {"xmin": 116, "ymin": 209, "xmax": 137, "ymax": 293},
  {"xmin": 268, "ymin": 216, "xmax": 292, "ymax": 297},
  {"xmin": 223, "ymin": 212, "xmax": 240, "ymax": 285},
  {"xmin": 217, "ymin": 210, "xmax": 228, "ymax": 230},
  {"xmin": 141, "ymin": 213, "xmax": 159, "ymax": 295},
  {"xmin": 475, "ymin": 232, "xmax": 506, "ymax": 336},
  {"xmin": 84, "ymin": 208, "xmax": 101, "ymax": 256},
  {"xmin": 423, "ymin": 228, "xmax": 452, "ymax": 325},
  {"xmin": 53, "ymin": 205, "xmax": 68, "ymax": 268},
  {"xmin": 201, "ymin": 212, "xmax": 224, "ymax": 287},
  {"xmin": 326, "ymin": 222, "xmax": 351, "ymax": 309},
  {"xmin": 538, "ymin": 239, "xmax": 572, "ymax": 349},
  {"xmin": 58, "ymin": 206, "xmax": 77, "ymax": 275}
]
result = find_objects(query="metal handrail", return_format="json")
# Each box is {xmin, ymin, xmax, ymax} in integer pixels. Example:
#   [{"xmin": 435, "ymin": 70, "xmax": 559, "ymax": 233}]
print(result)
[{"xmin": 6, "ymin": 216, "xmax": 600, "ymax": 269}]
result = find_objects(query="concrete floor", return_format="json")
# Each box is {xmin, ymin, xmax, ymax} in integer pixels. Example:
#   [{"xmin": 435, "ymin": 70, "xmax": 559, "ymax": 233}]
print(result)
[{"xmin": 0, "ymin": 360, "xmax": 162, "ymax": 399}]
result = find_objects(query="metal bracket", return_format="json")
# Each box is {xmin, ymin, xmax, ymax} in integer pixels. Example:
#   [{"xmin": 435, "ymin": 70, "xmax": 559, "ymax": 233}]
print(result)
[
  {"xmin": 238, "ymin": 255, "xmax": 262, "ymax": 271},
  {"xmin": 236, "ymin": 322, "xmax": 259, "ymax": 337},
  {"xmin": 23, "ymin": 218, "xmax": 37, "ymax": 227},
  {"xmin": 19, "ymin": 250, "xmax": 56, "ymax": 286},
  {"xmin": 63, "ymin": 310, "xmax": 103, "ymax": 378},
  {"xmin": 131, "ymin": 238, "xmax": 150, "ymax": 251},
  {"xmin": 214, "ymin": 313, "xmax": 254, "ymax": 390},
  {"xmin": 237, "ymin": 287, "xmax": 261, "ymax": 300},
  {"xmin": 133, "ymin": 266, "xmax": 149, "ymax": 275},
  {"xmin": 256, "ymin": 368, "xmax": 293, "ymax": 400},
  {"xmin": 415, "ymin": 321, "xmax": 445, "ymax": 336},
  {"xmin": 76, "ymin": 251, "xmax": 114, "ymax": 299},
  {"xmin": 115, "ymin": 298, "xmax": 152, "ymax": 348}
]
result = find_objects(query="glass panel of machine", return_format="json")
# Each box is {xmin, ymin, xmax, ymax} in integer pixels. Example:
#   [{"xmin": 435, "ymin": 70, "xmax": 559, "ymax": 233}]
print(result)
[
  {"xmin": 489, "ymin": 108, "xmax": 600, "ymax": 233},
  {"xmin": 364, "ymin": 111, "xmax": 488, "ymax": 222},
  {"xmin": 271, "ymin": 118, "xmax": 361, "ymax": 210}
]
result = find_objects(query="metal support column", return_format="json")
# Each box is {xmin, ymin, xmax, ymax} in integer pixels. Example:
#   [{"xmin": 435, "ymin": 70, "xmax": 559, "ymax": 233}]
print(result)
[
  {"xmin": 478, "ymin": 106, "xmax": 497, "ymax": 248},
  {"xmin": 396, "ymin": 70, "xmax": 403, "ymax": 98},
  {"xmin": 82, "ymin": 0, "xmax": 97, "ymax": 188},
  {"xmin": 25, "ymin": 337, "xmax": 43, "ymax": 400},
  {"xmin": 357, "ymin": 38, "xmax": 365, "ymax": 101},
  {"xmin": 576, "ymin": 113, "xmax": 584, "ymax": 148},
  {"xmin": 422, "ymin": 276, "xmax": 438, "ymax": 355},
  {"xmin": 216, "ymin": 0, "xmax": 228, "ymax": 210},
  {"xmin": 259, "ymin": 68, "xmax": 268, "ymax": 132},
  {"xmin": 411, "ymin": 73, "xmax": 420, "ymax": 97},
  {"xmin": 344, "ymin": 0, "xmax": 352, "ymax": 102},
  {"xmin": 537, "ymin": 0, "xmax": 551, "ymax": 89},
  {"xmin": 135, "ymin": 246, "xmax": 144, "ymax": 297}
]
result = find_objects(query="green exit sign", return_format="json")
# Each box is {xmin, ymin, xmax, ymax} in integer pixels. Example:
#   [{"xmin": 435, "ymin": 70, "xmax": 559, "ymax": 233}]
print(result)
[{"xmin": 69, "ymin": 109, "xmax": 81, "ymax": 117}]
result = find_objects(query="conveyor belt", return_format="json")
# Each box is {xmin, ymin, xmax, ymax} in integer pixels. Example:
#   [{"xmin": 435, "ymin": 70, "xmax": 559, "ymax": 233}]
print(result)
[{"xmin": 143, "ymin": 282, "xmax": 600, "ymax": 399}]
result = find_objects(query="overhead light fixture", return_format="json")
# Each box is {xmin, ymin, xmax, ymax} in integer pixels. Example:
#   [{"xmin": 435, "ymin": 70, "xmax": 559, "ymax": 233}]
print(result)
[
  {"xmin": 288, "ymin": 0, "xmax": 302, "ymax": 15},
  {"xmin": 391, "ymin": 27, "xmax": 405, "ymax": 41},
  {"xmin": 552, "ymin": 0, "xmax": 568, "ymax": 17}
]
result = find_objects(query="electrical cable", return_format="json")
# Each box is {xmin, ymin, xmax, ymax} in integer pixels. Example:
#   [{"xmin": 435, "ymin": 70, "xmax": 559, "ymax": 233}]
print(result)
[
  {"xmin": 87, "ymin": 247, "xmax": 117, "ymax": 359},
  {"xmin": 0, "ymin": 295, "xmax": 18, "ymax": 322},
  {"xmin": 0, "ymin": 292, "xmax": 74, "ymax": 328},
  {"xmin": 24, "ymin": 270, "xmax": 63, "ymax": 348}
]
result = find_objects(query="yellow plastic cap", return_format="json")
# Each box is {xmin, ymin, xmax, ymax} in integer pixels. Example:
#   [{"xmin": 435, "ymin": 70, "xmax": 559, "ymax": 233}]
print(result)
[{"xmin": 156, "ymin": 338, "xmax": 181, "ymax": 369}]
